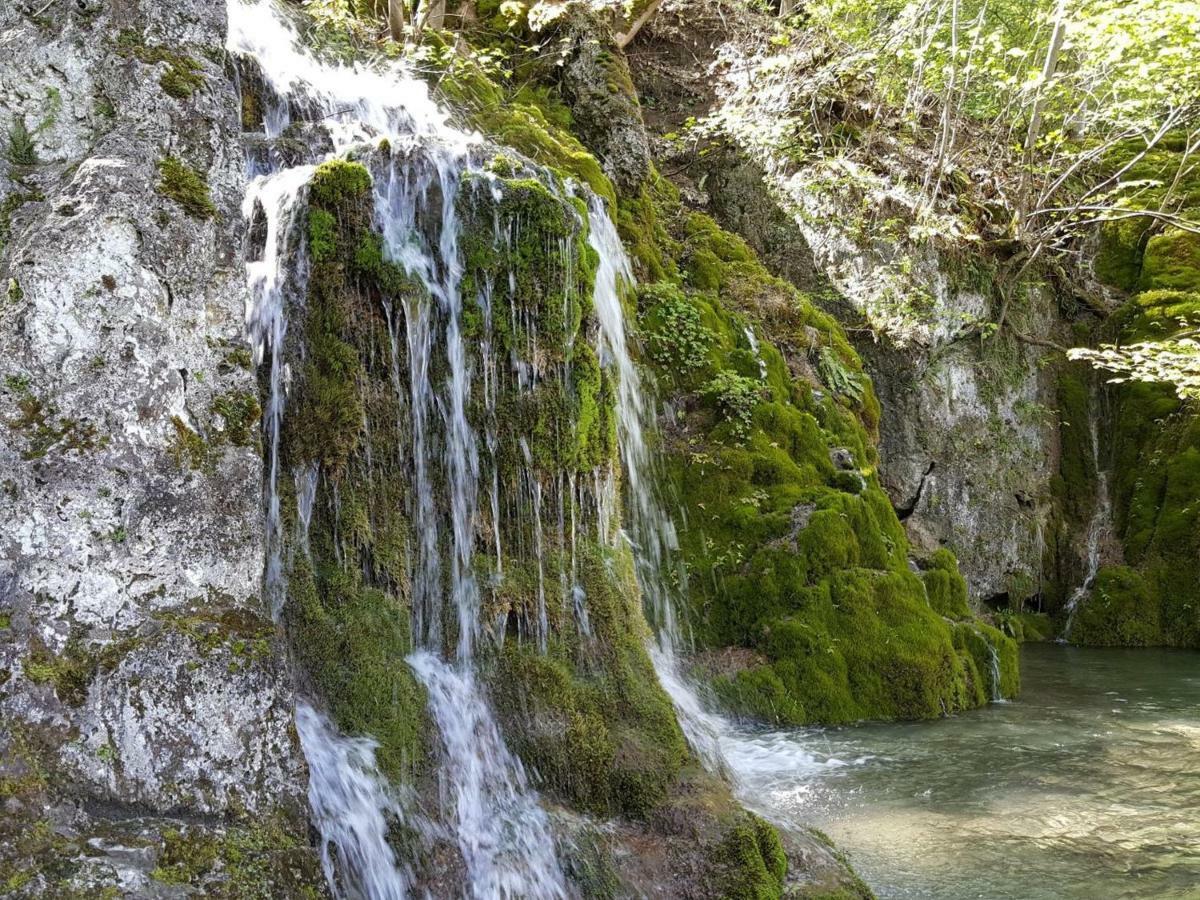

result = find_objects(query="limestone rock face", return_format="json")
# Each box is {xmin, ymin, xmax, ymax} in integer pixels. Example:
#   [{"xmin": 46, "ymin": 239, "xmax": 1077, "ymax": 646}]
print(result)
[
  {"xmin": 763, "ymin": 185, "xmax": 1058, "ymax": 603},
  {"xmin": 0, "ymin": 0, "xmax": 309, "ymax": 892},
  {"xmin": 626, "ymin": 2, "xmax": 1058, "ymax": 606}
]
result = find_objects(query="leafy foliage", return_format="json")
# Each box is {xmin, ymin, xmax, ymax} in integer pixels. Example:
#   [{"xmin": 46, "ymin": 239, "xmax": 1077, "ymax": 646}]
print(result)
[
  {"xmin": 704, "ymin": 370, "xmax": 763, "ymax": 439},
  {"xmin": 640, "ymin": 281, "xmax": 714, "ymax": 373},
  {"xmin": 5, "ymin": 119, "xmax": 36, "ymax": 166}
]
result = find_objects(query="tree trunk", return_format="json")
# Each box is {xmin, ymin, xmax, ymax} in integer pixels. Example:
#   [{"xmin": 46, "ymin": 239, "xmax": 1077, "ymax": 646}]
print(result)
[
  {"xmin": 1019, "ymin": 0, "xmax": 1069, "ymax": 213},
  {"xmin": 424, "ymin": 0, "xmax": 446, "ymax": 31},
  {"xmin": 388, "ymin": 0, "xmax": 406, "ymax": 42}
]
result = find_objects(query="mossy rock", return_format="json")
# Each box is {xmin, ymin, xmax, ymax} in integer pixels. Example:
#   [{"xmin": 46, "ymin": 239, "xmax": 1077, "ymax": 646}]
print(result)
[
  {"xmin": 149, "ymin": 816, "xmax": 323, "ymax": 899},
  {"xmin": 1096, "ymin": 216, "xmax": 1200, "ymax": 648},
  {"xmin": 621, "ymin": 170, "xmax": 1009, "ymax": 723},
  {"xmin": 921, "ymin": 548, "xmax": 970, "ymax": 620},
  {"xmin": 1070, "ymin": 565, "xmax": 1164, "ymax": 646},
  {"xmin": 280, "ymin": 158, "xmax": 429, "ymax": 779},
  {"xmin": 156, "ymin": 156, "xmax": 216, "ymax": 220},
  {"xmin": 711, "ymin": 814, "xmax": 788, "ymax": 900}
]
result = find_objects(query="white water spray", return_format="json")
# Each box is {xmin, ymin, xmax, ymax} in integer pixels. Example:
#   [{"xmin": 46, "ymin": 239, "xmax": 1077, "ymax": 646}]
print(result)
[
  {"xmin": 408, "ymin": 652, "xmax": 567, "ymax": 899},
  {"xmin": 296, "ymin": 702, "xmax": 414, "ymax": 900}
]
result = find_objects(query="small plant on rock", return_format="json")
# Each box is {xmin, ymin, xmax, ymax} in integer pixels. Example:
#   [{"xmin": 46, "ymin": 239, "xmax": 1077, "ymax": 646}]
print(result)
[
  {"xmin": 6, "ymin": 119, "xmax": 36, "ymax": 166},
  {"xmin": 157, "ymin": 156, "xmax": 217, "ymax": 220},
  {"xmin": 704, "ymin": 370, "xmax": 762, "ymax": 439}
]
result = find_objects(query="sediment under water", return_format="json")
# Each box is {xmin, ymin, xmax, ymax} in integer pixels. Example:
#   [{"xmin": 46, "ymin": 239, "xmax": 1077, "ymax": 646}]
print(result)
[{"xmin": 740, "ymin": 644, "xmax": 1200, "ymax": 899}]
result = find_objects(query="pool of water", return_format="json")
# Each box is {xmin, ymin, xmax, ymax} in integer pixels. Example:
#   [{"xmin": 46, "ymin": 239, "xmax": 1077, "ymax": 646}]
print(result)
[{"xmin": 738, "ymin": 644, "xmax": 1200, "ymax": 899}]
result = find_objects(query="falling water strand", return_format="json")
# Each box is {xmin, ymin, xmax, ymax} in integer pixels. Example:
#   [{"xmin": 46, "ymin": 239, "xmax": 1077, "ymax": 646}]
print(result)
[
  {"xmin": 408, "ymin": 653, "xmax": 567, "ymax": 900},
  {"xmin": 743, "ymin": 325, "xmax": 768, "ymax": 380},
  {"xmin": 585, "ymin": 199, "xmax": 843, "ymax": 797},
  {"xmin": 243, "ymin": 164, "xmax": 314, "ymax": 619},
  {"xmin": 988, "ymin": 641, "xmax": 1003, "ymax": 703},
  {"xmin": 1063, "ymin": 389, "xmax": 1111, "ymax": 639},
  {"xmin": 296, "ymin": 702, "xmax": 413, "ymax": 900},
  {"xmin": 373, "ymin": 148, "xmax": 567, "ymax": 894}
]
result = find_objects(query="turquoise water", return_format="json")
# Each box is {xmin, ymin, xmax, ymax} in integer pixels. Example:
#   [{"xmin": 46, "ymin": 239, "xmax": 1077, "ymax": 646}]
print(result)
[{"xmin": 745, "ymin": 645, "xmax": 1200, "ymax": 899}]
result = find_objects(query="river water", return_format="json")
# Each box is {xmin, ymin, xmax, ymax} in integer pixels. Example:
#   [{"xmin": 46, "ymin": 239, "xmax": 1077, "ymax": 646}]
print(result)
[{"xmin": 740, "ymin": 645, "xmax": 1200, "ymax": 899}]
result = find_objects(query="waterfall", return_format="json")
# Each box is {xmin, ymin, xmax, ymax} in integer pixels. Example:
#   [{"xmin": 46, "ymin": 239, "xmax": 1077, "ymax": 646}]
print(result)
[
  {"xmin": 1063, "ymin": 389, "xmax": 1111, "ymax": 640},
  {"xmin": 296, "ymin": 702, "xmax": 414, "ymax": 900},
  {"xmin": 230, "ymin": 2, "xmax": 841, "ymax": 891},
  {"xmin": 585, "ymin": 201, "xmax": 842, "ymax": 799},
  {"xmin": 987, "ymin": 641, "xmax": 1003, "ymax": 703},
  {"xmin": 407, "ymin": 652, "xmax": 567, "ymax": 899},
  {"xmin": 228, "ymin": 1, "xmax": 566, "ymax": 895}
]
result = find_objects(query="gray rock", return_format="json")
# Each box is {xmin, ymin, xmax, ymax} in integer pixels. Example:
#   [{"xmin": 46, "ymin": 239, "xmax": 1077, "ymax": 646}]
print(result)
[{"xmin": 0, "ymin": 0, "xmax": 309, "ymax": 887}]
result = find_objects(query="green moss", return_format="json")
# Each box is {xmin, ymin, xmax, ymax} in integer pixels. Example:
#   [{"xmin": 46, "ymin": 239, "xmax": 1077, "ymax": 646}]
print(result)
[
  {"xmin": 5, "ymin": 384, "xmax": 101, "ymax": 461},
  {"xmin": 1091, "ymin": 215, "xmax": 1200, "ymax": 647},
  {"xmin": 1, "ymin": 187, "xmax": 44, "ymax": 257},
  {"xmin": 117, "ymin": 29, "xmax": 205, "ymax": 99},
  {"xmin": 712, "ymin": 814, "xmax": 788, "ymax": 900},
  {"xmin": 1071, "ymin": 565, "xmax": 1164, "ymax": 646},
  {"xmin": 1138, "ymin": 228, "xmax": 1200, "ymax": 294},
  {"xmin": 168, "ymin": 389, "xmax": 260, "ymax": 471},
  {"xmin": 491, "ymin": 544, "xmax": 688, "ymax": 819},
  {"xmin": 616, "ymin": 171, "xmax": 1009, "ymax": 723},
  {"xmin": 421, "ymin": 36, "xmax": 616, "ymax": 207},
  {"xmin": 458, "ymin": 165, "xmax": 612, "ymax": 474},
  {"xmin": 23, "ymin": 633, "xmax": 142, "ymax": 706},
  {"xmin": 1093, "ymin": 217, "xmax": 1148, "ymax": 292},
  {"xmin": 922, "ymin": 548, "xmax": 970, "ymax": 619},
  {"xmin": 157, "ymin": 156, "xmax": 216, "ymax": 220},
  {"xmin": 150, "ymin": 816, "xmax": 321, "ymax": 899},
  {"xmin": 281, "ymin": 157, "xmax": 429, "ymax": 781},
  {"xmin": 212, "ymin": 391, "xmax": 261, "ymax": 446},
  {"xmin": 995, "ymin": 609, "xmax": 1053, "ymax": 643}
]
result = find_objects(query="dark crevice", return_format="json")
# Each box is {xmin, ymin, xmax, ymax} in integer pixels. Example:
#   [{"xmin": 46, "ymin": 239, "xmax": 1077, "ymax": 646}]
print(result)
[{"xmin": 896, "ymin": 461, "xmax": 936, "ymax": 522}]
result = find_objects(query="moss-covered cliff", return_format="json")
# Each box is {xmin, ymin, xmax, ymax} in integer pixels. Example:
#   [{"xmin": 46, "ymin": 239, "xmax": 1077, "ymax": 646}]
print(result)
[
  {"xmin": 264, "ymin": 138, "xmax": 826, "ymax": 892},
  {"xmin": 419, "ymin": 4, "xmax": 1019, "ymax": 730},
  {"xmin": 1065, "ymin": 186, "xmax": 1200, "ymax": 647}
]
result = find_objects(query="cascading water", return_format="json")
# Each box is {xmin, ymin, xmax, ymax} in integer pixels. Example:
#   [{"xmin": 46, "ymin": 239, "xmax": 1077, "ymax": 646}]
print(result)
[
  {"xmin": 228, "ymin": 2, "xmax": 566, "ymax": 895},
  {"xmin": 585, "ymin": 201, "xmax": 843, "ymax": 801},
  {"xmin": 987, "ymin": 641, "xmax": 1003, "ymax": 703},
  {"xmin": 231, "ymin": 2, "xmax": 839, "ymax": 891},
  {"xmin": 296, "ymin": 702, "xmax": 415, "ymax": 900},
  {"xmin": 407, "ymin": 652, "xmax": 566, "ymax": 899},
  {"xmin": 1063, "ymin": 389, "xmax": 1111, "ymax": 640}
]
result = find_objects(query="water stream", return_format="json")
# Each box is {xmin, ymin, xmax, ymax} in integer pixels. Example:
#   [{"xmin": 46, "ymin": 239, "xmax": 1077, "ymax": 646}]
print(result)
[
  {"xmin": 745, "ymin": 645, "xmax": 1200, "ymax": 899},
  {"xmin": 1063, "ymin": 388, "xmax": 1111, "ymax": 639}
]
